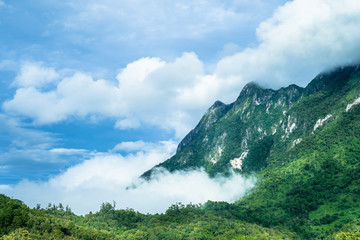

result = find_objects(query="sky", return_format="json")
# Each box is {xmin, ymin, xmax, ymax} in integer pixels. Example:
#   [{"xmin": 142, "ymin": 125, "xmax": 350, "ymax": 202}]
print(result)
[{"xmin": 1, "ymin": 0, "xmax": 360, "ymax": 214}]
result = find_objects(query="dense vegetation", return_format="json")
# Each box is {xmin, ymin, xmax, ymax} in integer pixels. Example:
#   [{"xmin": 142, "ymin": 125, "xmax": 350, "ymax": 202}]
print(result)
[
  {"xmin": 0, "ymin": 195, "xmax": 294, "ymax": 239},
  {"xmin": 2, "ymin": 65, "xmax": 360, "ymax": 239},
  {"xmin": 234, "ymin": 104, "xmax": 360, "ymax": 239}
]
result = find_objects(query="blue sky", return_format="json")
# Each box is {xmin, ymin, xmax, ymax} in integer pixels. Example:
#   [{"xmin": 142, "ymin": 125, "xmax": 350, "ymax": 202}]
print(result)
[{"xmin": 1, "ymin": 0, "xmax": 360, "ymax": 214}]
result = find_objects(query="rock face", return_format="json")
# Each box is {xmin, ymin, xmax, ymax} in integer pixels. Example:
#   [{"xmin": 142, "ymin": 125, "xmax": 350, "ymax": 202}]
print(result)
[{"xmin": 142, "ymin": 64, "xmax": 360, "ymax": 179}]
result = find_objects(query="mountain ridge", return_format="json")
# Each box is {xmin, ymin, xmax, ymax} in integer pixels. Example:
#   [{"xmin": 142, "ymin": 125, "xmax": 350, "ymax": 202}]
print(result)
[{"xmin": 143, "ymin": 64, "xmax": 360, "ymax": 180}]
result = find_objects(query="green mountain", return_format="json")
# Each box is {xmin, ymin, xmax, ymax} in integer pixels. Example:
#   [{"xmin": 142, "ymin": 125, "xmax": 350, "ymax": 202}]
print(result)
[
  {"xmin": 139, "ymin": 64, "xmax": 360, "ymax": 238},
  {"xmin": 2, "ymin": 64, "xmax": 360, "ymax": 239},
  {"xmin": 143, "ymin": 65, "xmax": 360, "ymax": 179}
]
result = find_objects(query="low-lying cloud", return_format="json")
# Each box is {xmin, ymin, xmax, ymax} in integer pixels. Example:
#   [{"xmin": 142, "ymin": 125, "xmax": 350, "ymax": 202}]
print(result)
[{"xmin": 2, "ymin": 140, "xmax": 256, "ymax": 215}]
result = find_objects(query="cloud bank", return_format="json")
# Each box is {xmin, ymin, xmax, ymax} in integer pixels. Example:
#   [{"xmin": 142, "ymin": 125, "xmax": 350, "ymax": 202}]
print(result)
[
  {"xmin": 3, "ymin": 53, "xmax": 212, "ymax": 138},
  {"xmin": 2, "ymin": 141, "xmax": 256, "ymax": 215},
  {"xmin": 4, "ymin": 0, "xmax": 360, "ymax": 139},
  {"xmin": 215, "ymin": 0, "xmax": 360, "ymax": 91}
]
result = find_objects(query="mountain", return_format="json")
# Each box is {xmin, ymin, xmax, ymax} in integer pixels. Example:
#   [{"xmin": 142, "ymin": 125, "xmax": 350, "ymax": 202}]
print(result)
[
  {"xmin": 139, "ymin": 64, "xmax": 360, "ymax": 238},
  {"xmin": 229, "ymin": 65, "xmax": 360, "ymax": 238},
  {"xmin": 2, "ymin": 64, "xmax": 360, "ymax": 239},
  {"xmin": 143, "ymin": 64, "xmax": 360, "ymax": 179}
]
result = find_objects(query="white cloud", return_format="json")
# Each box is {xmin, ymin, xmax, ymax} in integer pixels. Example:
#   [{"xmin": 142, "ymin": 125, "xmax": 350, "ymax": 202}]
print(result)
[
  {"xmin": 4, "ymin": 0, "xmax": 360, "ymax": 139},
  {"xmin": 4, "ymin": 72, "xmax": 124, "ymax": 125},
  {"xmin": 131, "ymin": 168, "xmax": 256, "ymax": 210},
  {"xmin": 4, "ymin": 87, "xmax": 65, "ymax": 124},
  {"xmin": 175, "ymin": 74, "xmax": 220, "ymax": 109},
  {"xmin": 56, "ymin": 73, "xmax": 123, "ymax": 117},
  {"xmin": 115, "ymin": 52, "xmax": 214, "ymax": 137},
  {"xmin": 3, "ymin": 53, "xmax": 217, "ymax": 138},
  {"xmin": 1, "ymin": 140, "xmax": 256, "ymax": 215},
  {"xmin": 117, "ymin": 57, "xmax": 165, "ymax": 83},
  {"xmin": 14, "ymin": 62, "xmax": 59, "ymax": 88},
  {"xmin": 145, "ymin": 52, "xmax": 204, "ymax": 89},
  {"xmin": 215, "ymin": 0, "xmax": 360, "ymax": 95}
]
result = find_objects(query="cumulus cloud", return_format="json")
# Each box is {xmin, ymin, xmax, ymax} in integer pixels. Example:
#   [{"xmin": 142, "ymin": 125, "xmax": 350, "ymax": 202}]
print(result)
[
  {"xmin": 215, "ymin": 0, "xmax": 360, "ymax": 96},
  {"xmin": 13, "ymin": 62, "xmax": 59, "ymax": 88},
  {"xmin": 115, "ymin": 52, "xmax": 206, "ymax": 113},
  {"xmin": 4, "ymin": 72, "xmax": 124, "ymax": 124},
  {"xmin": 4, "ymin": 0, "xmax": 360, "ymax": 138},
  {"xmin": 115, "ymin": 52, "xmax": 213, "ymax": 137},
  {"xmin": 3, "ymin": 53, "xmax": 216, "ymax": 138},
  {"xmin": 1, "ymin": 140, "xmax": 256, "ymax": 215}
]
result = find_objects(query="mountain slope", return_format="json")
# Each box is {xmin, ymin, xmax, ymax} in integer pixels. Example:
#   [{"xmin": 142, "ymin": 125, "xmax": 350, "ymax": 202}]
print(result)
[
  {"xmin": 233, "ymin": 102, "xmax": 360, "ymax": 238},
  {"xmin": 143, "ymin": 65, "xmax": 360, "ymax": 179},
  {"xmin": 140, "ymin": 64, "xmax": 360, "ymax": 238}
]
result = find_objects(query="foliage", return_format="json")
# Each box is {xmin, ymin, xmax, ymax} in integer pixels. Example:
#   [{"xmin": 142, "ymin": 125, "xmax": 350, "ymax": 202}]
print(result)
[{"xmin": 0, "ymin": 196, "xmax": 294, "ymax": 239}]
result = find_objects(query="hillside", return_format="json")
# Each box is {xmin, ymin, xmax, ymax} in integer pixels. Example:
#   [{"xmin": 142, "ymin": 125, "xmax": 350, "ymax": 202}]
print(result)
[
  {"xmin": 140, "ymin": 64, "xmax": 360, "ymax": 238},
  {"xmin": 2, "ymin": 64, "xmax": 360, "ymax": 239},
  {"xmin": 230, "ymin": 65, "xmax": 360, "ymax": 238},
  {"xmin": 143, "ymin": 65, "xmax": 360, "ymax": 179}
]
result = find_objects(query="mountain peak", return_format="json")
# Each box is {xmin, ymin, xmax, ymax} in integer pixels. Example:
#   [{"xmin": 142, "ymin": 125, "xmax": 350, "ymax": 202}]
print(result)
[
  {"xmin": 238, "ymin": 82, "xmax": 263, "ymax": 97},
  {"xmin": 305, "ymin": 64, "xmax": 360, "ymax": 95},
  {"xmin": 143, "ymin": 64, "xmax": 360, "ymax": 179},
  {"xmin": 210, "ymin": 100, "xmax": 226, "ymax": 109}
]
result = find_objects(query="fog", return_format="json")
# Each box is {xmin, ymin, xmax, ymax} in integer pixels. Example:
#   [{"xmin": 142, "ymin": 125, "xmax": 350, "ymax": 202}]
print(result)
[{"xmin": 3, "ymin": 140, "xmax": 256, "ymax": 215}]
